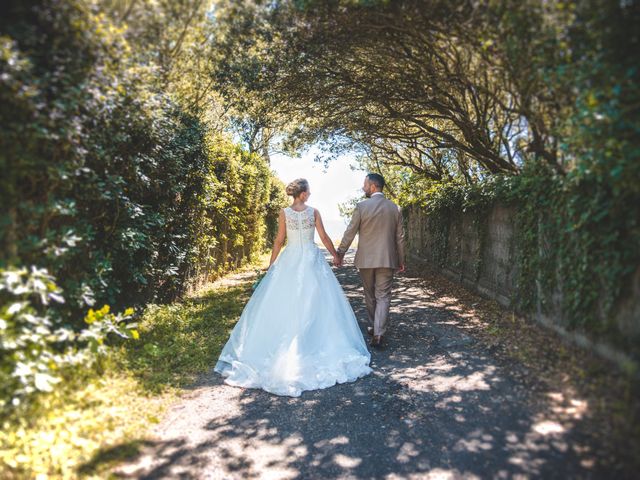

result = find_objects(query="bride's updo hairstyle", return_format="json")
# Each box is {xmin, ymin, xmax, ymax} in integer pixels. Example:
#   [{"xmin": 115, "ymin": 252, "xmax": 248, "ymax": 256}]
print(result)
[{"xmin": 285, "ymin": 178, "xmax": 309, "ymax": 198}]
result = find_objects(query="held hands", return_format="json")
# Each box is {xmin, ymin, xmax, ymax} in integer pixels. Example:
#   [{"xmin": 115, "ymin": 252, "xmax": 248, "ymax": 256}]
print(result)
[{"xmin": 331, "ymin": 251, "xmax": 402, "ymax": 271}]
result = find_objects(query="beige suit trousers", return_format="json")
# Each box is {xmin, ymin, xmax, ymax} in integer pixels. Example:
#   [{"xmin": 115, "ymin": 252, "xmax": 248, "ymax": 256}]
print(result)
[{"xmin": 359, "ymin": 267, "xmax": 394, "ymax": 336}]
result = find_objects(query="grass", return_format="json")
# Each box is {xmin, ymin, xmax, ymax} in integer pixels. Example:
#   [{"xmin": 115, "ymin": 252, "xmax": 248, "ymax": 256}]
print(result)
[
  {"xmin": 121, "ymin": 279, "xmax": 252, "ymax": 392},
  {"xmin": 0, "ymin": 374, "xmax": 169, "ymax": 479},
  {"xmin": 0, "ymin": 259, "xmax": 264, "ymax": 479}
]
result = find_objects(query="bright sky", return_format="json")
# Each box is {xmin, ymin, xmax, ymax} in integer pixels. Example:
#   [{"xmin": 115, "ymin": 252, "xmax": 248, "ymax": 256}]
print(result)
[{"xmin": 269, "ymin": 148, "xmax": 366, "ymax": 241}]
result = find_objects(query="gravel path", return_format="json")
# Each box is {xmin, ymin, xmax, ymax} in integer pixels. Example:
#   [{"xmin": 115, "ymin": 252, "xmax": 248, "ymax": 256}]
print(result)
[{"xmin": 114, "ymin": 252, "xmax": 615, "ymax": 479}]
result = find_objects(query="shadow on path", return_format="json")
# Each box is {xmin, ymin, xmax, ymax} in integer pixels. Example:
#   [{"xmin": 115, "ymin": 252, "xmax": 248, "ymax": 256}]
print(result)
[{"xmin": 111, "ymin": 251, "xmax": 614, "ymax": 479}]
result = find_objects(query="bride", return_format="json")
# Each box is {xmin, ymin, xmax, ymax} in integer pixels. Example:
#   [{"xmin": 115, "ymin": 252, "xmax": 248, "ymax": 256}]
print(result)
[{"xmin": 215, "ymin": 178, "xmax": 372, "ymax": 397}]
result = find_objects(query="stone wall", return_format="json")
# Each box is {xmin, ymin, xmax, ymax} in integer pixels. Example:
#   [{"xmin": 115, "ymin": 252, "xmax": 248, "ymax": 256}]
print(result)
[
  {"xmin": 405, "ymin": 203, "xmax": 516, "ymax": 306},
  {"xmin": 405, "ymin": 204, "xmax": 640, "ymax": 367}
]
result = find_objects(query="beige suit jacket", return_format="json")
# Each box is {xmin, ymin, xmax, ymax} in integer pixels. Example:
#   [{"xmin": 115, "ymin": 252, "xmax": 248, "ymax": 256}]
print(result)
[{"xmin": 338, "ymin": 193, "xmax": 405, "ymax": 269}]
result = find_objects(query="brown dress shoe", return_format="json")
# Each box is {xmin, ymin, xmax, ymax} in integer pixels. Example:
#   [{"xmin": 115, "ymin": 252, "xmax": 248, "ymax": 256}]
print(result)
[{"xmin": 370, "ymin": 335, "xmax": 383, "ymax": 348}]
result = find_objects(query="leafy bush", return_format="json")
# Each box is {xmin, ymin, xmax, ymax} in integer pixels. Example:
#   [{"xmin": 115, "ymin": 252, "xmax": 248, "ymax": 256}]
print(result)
[
  {"xmin": 0, "ymin": 267, "xmax": 137, "ymax": 415},
  {"xmin": 0, "ymin": 1, "xmax": 284, "ymax": 322},
  {"xmin": 0, "ymin": 0, "xmax": 285, "ymax": 416}
]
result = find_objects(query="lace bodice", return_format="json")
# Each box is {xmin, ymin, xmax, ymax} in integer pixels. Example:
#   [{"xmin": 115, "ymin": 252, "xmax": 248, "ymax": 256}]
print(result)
[{"xmin": 285, "ymin": 206, "xmax": 316, "ymax": 246}]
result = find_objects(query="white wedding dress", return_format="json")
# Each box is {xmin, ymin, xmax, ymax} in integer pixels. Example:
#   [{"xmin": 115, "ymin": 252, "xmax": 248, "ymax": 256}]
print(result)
[{"xmin": 215, "ymin": 206, "xmax": 372, "ymax": 397}]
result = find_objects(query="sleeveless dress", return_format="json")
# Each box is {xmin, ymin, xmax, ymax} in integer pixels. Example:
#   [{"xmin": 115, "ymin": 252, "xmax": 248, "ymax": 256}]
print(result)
[{"xmin": 214, "ymin": 206, "xmax": 372, "ymax": 397}]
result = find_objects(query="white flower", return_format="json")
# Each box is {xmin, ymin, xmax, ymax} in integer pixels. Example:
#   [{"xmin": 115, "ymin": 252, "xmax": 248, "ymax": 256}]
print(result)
[
  {"xmin": 7, "ymin": 302, "xmax": 25, "ymax": 315},
  {"xmin": 49, "ymin": 292, "xmax": 65, "ymax": 304},
  {"xmin": 34, "ymin": 373, "xmax": 61, "ymax": 392}
]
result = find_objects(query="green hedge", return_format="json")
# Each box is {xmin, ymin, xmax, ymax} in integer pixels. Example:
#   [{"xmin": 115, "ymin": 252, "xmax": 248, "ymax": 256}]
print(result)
[
  {"xmin": 0, "ymin": 0, "xmax": 286, "ymax": 412},
  {"xmin": 0, "ymin": 1, "xmax": 284, "ymax": 321}
]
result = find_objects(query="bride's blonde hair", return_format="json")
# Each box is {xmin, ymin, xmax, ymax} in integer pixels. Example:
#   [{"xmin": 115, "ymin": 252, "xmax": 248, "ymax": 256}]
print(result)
[{"xmin": 285, "ymin": 178, "xmax": 309, "ymax": 198}]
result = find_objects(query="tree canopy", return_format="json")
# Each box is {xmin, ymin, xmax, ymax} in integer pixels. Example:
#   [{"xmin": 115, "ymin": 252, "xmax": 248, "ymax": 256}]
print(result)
[{"xmin": 211, "ymin": 0, "xmax": 639, "ymax": 188}]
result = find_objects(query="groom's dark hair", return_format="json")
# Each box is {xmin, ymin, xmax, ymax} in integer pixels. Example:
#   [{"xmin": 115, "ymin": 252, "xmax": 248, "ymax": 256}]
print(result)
[{"xmin": 366, "ymin": 173, "xmax": 385, "ymax": 190}]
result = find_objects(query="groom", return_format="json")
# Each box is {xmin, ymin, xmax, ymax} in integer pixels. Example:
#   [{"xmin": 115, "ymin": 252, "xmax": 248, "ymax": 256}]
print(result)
[{"xmin": 337, "ymin": 173, "xmax": 405, "ymax": 348}]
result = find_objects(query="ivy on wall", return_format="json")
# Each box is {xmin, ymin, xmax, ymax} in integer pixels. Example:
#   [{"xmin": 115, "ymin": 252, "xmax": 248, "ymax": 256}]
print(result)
[{"xmin": 405, "ymin": 162, "xmax": 640, "ymax": 354}]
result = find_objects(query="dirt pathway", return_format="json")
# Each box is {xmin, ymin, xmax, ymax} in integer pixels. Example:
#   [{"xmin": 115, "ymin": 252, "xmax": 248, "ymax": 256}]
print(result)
[{"xmin": 114, "ymin": 252, "xmax": 622, "ymax": 479}]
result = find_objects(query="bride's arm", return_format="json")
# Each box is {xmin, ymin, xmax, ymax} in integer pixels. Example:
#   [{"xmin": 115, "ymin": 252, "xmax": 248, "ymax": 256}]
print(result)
[
  {"xmin": 269, "ymin": 209, "xmax": 287, "ymax": 267},
  {"xmin": 314, "ymin": 209, "xmax": 339, "ymax": 261}
]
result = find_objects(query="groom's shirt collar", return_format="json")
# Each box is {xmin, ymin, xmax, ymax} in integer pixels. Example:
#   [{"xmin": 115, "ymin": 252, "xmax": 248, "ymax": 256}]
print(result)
[{"xmin": 371, "ymin": 192, "xmax": 384, "ymax": 197}]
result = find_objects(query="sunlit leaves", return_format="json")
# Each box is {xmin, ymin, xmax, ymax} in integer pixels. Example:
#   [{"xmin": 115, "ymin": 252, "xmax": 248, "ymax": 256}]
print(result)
[{"xmin": 0, "ymin": 267, "xmax": 136, "ymax": 412}]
